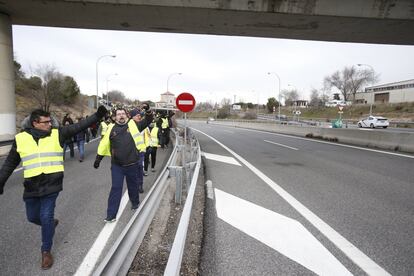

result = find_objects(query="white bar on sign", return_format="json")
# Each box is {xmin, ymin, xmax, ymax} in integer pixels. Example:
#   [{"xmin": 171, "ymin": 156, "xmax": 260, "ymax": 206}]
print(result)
[{"xmin": 178, "ymin": 100, "xmax": 193, "ymax": 105}]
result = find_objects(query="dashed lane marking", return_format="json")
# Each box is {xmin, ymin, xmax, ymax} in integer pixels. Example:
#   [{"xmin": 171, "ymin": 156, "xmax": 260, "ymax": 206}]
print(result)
[{"xmin": 264, "ymin": 140, "xmax": 299, "ymax": 150}]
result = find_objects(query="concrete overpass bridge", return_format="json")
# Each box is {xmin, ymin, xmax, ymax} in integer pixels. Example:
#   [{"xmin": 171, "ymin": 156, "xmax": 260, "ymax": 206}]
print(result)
[{"xmin": 1, "ymin": 0, "xmax": 414, "ymax": 140}]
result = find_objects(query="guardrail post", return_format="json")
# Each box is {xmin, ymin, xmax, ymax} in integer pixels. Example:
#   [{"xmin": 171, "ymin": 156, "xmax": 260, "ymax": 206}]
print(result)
[{"xmin": 169, "ymin": 166, "xmax": 184, "ymax": 204}]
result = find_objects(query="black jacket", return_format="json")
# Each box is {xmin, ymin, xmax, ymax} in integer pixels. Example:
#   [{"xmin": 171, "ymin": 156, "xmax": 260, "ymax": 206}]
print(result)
[
  {"xmin": 0, "ymin": 113, "xmax": 101, "ymax": 198},
  {"xmin": 96, "ymin": 113, "xmax": 153, "ymax": 166}
]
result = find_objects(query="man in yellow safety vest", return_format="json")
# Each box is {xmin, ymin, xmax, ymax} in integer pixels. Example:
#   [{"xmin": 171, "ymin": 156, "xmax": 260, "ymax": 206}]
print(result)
[
  {"xmin": 143, "ymin": 121, "xmax": 160, "ymax": 176},
  {"xmin": 93, "ymin": 105, "xmax": 153, "ymax": 222},
  {"xmin": 0, "ymin": 106, "xmax": 107, "ymax": 270}
]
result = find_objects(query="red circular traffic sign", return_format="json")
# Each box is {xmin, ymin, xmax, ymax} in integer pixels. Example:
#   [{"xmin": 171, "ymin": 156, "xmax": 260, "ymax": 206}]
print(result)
[{"xmin": 176, "ymin": 92, "xmax": 196, "ymax": 113}]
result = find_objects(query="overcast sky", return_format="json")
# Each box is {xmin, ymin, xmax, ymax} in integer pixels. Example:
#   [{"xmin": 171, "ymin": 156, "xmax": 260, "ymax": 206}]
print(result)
[{"xmin": 12, "ymin": 25, "xmax": 414, "ymax": 105}]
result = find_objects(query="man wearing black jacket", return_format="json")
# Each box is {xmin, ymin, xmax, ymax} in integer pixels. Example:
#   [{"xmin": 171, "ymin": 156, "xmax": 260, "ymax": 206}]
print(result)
[
  {"xmin": 94, "ymin": 104, "xmax": 153, "ymax": 222},
  {"xmin": 0, "ymin": 106, "xmax": 107, "ymax": 270}
]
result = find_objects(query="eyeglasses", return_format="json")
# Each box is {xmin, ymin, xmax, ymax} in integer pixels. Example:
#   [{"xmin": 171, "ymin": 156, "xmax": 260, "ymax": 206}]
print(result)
[{"xmin": 38, "ymin": 120, "xmax": 52, "ymax": 124}]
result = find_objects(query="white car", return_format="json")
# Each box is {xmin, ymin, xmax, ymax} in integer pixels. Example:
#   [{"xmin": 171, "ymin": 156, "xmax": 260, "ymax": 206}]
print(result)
[{"xmin": 357, "ymin": 116, "xmax": 389, "ymax": 129}]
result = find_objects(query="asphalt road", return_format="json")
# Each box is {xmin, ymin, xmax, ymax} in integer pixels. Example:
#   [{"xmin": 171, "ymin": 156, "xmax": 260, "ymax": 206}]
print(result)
[
  {"xmin": 192, "ymin": 121, "xmax": 414, "ymax": 275},
  {"xmin": 0, "ymin": 138, "xmax": 171, "ymax": 275}
]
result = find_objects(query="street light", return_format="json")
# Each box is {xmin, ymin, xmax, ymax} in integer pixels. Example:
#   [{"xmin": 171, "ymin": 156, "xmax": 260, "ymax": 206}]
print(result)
[
  {"xmin": 96, "ymin": 54, "xmax": 116, "ymax": 108},
  {"xmin": 267, "ymin": 72, "xmax": 281, "ymax": 122},
  {"xmin": 357, "ymin": 63, "xmax": 374, "ymax": 115},
  {"xmin": 166, "ymin": 72, "xmax": 182, "ymax": 92},
  {"xmin": 106, "ymin": 73, "xmax": 118, "ymax": 106}
]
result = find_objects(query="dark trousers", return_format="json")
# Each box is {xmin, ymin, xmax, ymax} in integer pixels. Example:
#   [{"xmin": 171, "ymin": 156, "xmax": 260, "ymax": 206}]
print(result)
[
  {"xmin": 107, "ymin": 163, "xmax": 140, "ymax": 218},
  {"xmin": 24, "ymin": 192, "xmax": 59, "ymax": 252},
  {"xmin": 144, "ymin": 147, "xmax": 157, "ymax": 171},
  {"xmin": 63, "ymin": 142, "xmax": 74, "ymax": 159},
  {"xmin": 160, "ymin": 129, "xmax": 170, "ymax": 148}
]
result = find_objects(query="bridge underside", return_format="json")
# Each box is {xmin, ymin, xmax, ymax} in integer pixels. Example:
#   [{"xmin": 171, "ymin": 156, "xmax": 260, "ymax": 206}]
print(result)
[{"xmin": 1, "ymin": 0, "xmax": 414, "ymax": 45}]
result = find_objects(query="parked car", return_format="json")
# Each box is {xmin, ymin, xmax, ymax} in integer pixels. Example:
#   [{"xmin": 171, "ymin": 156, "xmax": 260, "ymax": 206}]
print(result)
[{"xmin": 357, "ymin": 116, "xmax": 389, "ymax": 129}]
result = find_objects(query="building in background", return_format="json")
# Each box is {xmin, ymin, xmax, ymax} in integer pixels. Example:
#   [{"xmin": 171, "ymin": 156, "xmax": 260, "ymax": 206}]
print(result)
[
  {"xmin": 355, "ymin": 79, "xmax": 414, "ymax": 104},
  {"xmin": 155, "ymin": 91, "xmax": 176, "ymax": 109}
]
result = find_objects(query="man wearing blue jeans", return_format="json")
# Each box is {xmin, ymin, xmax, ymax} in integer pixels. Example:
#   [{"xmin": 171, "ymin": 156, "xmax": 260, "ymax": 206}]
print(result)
[
  {"xmin": 0, "ymin": 106, "xmax": 107, "ymax": 270},
  {"xmin": 75, "ymin": 117, "xmax": 87, "ymax": 162},
  {"xmin": 130, "ymin": 109, "xmax": 147, "ymax": 193},
  {"xmin": 94, "ymin": 105, "xmax": 153, "ymax": 222}
]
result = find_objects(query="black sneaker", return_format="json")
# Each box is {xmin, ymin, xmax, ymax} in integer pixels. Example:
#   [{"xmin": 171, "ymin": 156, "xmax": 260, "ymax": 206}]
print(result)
[
  {"xmin": 138, "ymin": 186, "xmax": 144, "ymax": 193},
  {"xmin": 131, "ymin": 203, "xmax": 139, "ymax": 210},
  {"xmin": 104, "ymin": 217, "xmax": 116, "ymax": 223}
]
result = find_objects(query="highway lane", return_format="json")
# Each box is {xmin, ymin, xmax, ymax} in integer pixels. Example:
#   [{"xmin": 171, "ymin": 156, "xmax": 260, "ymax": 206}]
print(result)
[
  {"xmin": 0, "ymin": 138, "xmax": 171, "ymax": 275},
  {"xmin": 192, "ymin": 121, "xmax": 414, "ymax": 275}
]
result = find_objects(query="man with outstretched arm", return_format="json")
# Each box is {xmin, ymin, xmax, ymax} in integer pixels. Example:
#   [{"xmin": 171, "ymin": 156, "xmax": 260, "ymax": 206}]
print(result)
[
  {"xmin": 0, "ymin": 106, "xmax": 107, "ymax": 270},
  {"xmin": 93, "ymin": 104, "xmax": 153, "ymax": 222}
]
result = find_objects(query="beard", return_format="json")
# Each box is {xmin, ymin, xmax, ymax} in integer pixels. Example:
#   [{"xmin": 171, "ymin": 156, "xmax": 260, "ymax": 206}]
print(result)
[{"xmin": 117, "ymin": 117, "xmax": 127, "ymax": 125}]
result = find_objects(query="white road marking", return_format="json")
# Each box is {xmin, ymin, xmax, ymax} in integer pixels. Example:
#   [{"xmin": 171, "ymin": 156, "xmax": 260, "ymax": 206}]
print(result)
[
  {"xmin": 193, "ymin": 128, "xmax": 391, "ymax": 276},
  {"xmin": 223, "ymin": 130, "xmax": 234, "ymax": 133},
  {"xmin": 206, "ymin": 180, "xmax": 214, "ymax": 199},
  {"xmin": 74, "ymin": 191, "xmax": 130, "ymax": 276},
  {"xmin": 264, "ymin": 140, "xmax": 299, "ymax": 150},
  {"xmin": 202, "ymin": 152, "xmax": 241, "ymax": 166},
  {"xmin": 215, "ymin": 188, "xmax": 352, "ymax": 276},
  {"xmin": 229, "ymin": 126, "xmax": 414, "ymax": 159}
]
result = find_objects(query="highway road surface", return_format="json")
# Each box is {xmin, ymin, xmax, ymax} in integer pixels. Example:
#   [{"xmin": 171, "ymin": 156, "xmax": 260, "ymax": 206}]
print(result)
[{"xmin": 192, "ymin": 121, "xmax": 414, "ymax": 275}]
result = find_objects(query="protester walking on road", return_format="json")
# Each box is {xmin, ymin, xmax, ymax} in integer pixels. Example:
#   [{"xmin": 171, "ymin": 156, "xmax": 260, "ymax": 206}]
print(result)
[
  {"xmin": 144, "ymin": 121, "xmax": 160, "ymax": 176},
  {"xmin": 93, "ymin": 105, "xmax": 153, "ymax": 223},
  {"xmin": 158, "ymin": 111, "xmax": 175, "ymax": 148},
  {"xmin": 63, "ymin": 121, "xmax": 75, "ymax": 160},
  {"xmin": 75, "ymin": 117, "xmax": 87, "ymax": 162},
  {"xmin": 0, "ymin": 106, "xmax": 107, "ymax": 270},
  {"xmin": 130, "ymin": 108, "xmax": 147, "ymax": 192}
]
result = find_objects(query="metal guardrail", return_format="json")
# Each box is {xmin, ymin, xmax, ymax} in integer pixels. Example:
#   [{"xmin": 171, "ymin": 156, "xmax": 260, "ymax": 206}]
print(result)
[
  {"xmin": 92, "ymin": 127, "xmax": 202, "ymax": 276},
  {"xmin": 93, "ymin": 133, "xmax": 179, "ymax": 276},
  {"xmin": 164, "ymin": 129, "xmax": 201, "ymax": 276}
]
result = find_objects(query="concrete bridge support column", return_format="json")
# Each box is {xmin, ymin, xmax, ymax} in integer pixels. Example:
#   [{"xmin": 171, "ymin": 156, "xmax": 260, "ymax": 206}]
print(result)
[{"xmin": 0, "ymin": 13, "xmax": 16, "ymax": 141}]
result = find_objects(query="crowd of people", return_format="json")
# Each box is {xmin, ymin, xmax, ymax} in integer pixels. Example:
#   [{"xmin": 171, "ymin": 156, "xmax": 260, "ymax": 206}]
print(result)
[{"xmin": 0, "ymin": 103, "xmax": 175, "ymax": 270}]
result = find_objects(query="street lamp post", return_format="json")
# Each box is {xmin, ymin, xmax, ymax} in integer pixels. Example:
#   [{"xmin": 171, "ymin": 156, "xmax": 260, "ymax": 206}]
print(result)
[
  {"xmin": 96, "ymin": 54, "xmax": 116, "ymax": 108},
  {"xmin": 267, "ymin": 72, "xmax": 281, "ymax": 122},
  {"xmin": 106, "ymin": 73, "xmax": 118, "ymax": 106},
  {"xmin": 166, "ymin": 72, "xmax": 182, "ymax": 92},
  {"xmin": 357, "ymin": 63, "xmax": 374, "ymax": 115}
]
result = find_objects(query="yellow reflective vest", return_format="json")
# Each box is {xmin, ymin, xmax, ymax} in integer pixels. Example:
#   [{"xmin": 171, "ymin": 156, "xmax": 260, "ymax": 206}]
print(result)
[
  {"xmin": 100, "ymin": 121, "xmax": 108, "ymax": 136},
  {"xmin": 161, "ymin": 118, "xmax": 169, "ymax": 129},
  {"xmin": 145, "ymin": 126, "xmax": 159, "ymax": 147},
  {"xmin": 15, "ymin": 129, "xmax": 64, "ymax": 178},
  {"xmin": 97, "ymin": 120, "xmax": 145, "ymax": 156}
]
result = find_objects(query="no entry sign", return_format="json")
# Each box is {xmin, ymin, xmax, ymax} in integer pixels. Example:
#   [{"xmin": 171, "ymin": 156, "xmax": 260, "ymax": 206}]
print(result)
[{"xmin": 176, "ymin": 92, "xmax": 196, "ymax": 112}]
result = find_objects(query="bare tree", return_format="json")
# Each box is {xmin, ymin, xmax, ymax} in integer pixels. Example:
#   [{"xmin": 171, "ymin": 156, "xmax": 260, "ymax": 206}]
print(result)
[
  {"xmin": 282, "ymin": 89, "xmax": 299, "ymax": 106},
  {"xmin": 107, "ymin": 90, "xmax": 126, "ymax": 103},
  {"xmin": 324, "ymin": 66, "xmax": 378, "ymax": 102},
  {"xmin": 26, "ymin": 65, "xmax": 64, "ymax": 112}
]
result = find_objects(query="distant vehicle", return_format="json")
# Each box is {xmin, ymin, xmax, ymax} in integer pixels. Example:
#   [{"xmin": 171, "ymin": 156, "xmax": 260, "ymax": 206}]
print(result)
[
  {"xmin": 275, "ymin": 114, "xmax": 288, "ymax": 121},
  {"xmin": 357, "ymin": 116, "xmax": 389, "ymax": 129},
  {"xmin": 206, "ymin": 117, "xmax": 215, "ymax": 124}
]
